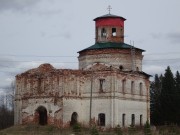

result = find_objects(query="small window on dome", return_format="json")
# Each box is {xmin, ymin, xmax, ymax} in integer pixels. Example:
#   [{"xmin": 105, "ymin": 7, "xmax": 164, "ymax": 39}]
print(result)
[
  {"xmin": 101, "ymin": 28, "xmax": 106, "ymax": 37},
  {"xmin": 112, "ymin": 28, "xmax": 116, "ymax": 36},
  {"xmin": 136, "ymin": 67, "xmax": 139, "ymax": 71},
  {"xmin": 119, "ymin": 65, "xmax": 123, "ymax": 71}
]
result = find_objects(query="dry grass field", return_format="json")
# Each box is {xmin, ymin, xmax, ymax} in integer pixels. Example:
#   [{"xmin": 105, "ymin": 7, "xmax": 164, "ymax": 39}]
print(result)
[{"xmin": 0, "ymin": 124, "xmax": 180, "ymax": 135}]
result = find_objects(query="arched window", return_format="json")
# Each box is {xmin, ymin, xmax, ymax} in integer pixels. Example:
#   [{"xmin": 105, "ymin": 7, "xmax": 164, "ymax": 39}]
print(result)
[
  {"xmin": 122, "ymin": 113, "xmax": 126, "ymax": 127},
  {"xmin": 131, "ymin": 81, "xmax": 134, "ymax": 94},
  {"xmin": 131, "ymin": 114, "xmax": 135, "ymax": 126},
  {"xmin": 140, "ymin": 115, "xmax": 143, "ymax": 126},
  {"xmin": 136, "ymin": 67, "xmax": 139, "ymax": 71},
  {"xmin": 101, "ymin": 28, "xmax": 107, "ymax": 37}
]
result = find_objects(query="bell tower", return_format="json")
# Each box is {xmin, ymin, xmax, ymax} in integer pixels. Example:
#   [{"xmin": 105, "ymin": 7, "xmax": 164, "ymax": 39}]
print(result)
[
  {"xmin": 94, "ymin": 7, "xmax": 126, "ymax": 43},
  {"xmin": 78, "ymin": 8, "xmax": 144, "ymax": 71}
]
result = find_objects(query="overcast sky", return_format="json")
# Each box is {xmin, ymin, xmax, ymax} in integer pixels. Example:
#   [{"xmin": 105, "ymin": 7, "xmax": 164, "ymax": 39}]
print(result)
[{"xmin": 0, "ymin": 0, "xmax": 180, "ymax": 94}]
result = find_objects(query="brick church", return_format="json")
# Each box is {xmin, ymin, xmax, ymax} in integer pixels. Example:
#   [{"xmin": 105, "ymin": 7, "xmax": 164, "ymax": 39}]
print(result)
[{"xmin": 14, "ymin": 11, "xmax": 151, "ymax": 128}]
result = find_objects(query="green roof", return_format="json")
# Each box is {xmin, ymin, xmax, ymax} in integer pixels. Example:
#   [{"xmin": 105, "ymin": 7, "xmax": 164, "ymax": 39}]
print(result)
[{"xmin": 78, "ymin": 42, "xmax": 145, "ymax": 53}]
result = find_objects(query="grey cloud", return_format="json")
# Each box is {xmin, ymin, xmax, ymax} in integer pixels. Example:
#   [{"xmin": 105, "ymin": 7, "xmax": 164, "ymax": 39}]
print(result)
[
  {"xmin": 0, "ymin": 57, "xmax": 20, "ymax": 68},
  {"xmin": 0, "ymin": 0, "xmax": 41, "ymax": 12},
  {"xmin": 36, "ymin": 9, "xmax": 62, "ymax": 16},
  {"xmin": 62, "ymin": 32, "xmax": 71, "ymax": 39},
  {"xmin": 48, "ymin": 32, "xmax": 71, "ymax": 39},
  {"xmin": 0, "ymin": 57, "xmax": 21, "ymax": 77},
  {"xmin": 166, "ymin": 32, "xmax": 180, "ymax": 44},
  {"xmin": 0, "ymin": 0, "xmax": 63, "ymax": 16},
  {"xmin": 150, "ymin": 33, "xmax": 163, "ymax": 39},
  {"xmin": 150, "ymin": 32, "xmax": 180, "ymax": 44}
]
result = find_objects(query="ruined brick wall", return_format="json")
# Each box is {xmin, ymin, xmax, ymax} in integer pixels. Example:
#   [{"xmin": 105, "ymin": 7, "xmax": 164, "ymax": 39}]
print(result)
[
  {"xmin": 78, "ymin": 49, "xmax": 143, "ymax": 71},
  {"xmin": 15, "ymin": 63, "xmax": 150, "ymax": 128}
]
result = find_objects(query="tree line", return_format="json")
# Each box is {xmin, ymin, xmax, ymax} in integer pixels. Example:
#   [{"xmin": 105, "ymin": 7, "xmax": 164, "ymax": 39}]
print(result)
[
  {"xmin": 150, "ymin": 66, "xmax": 180, "ymax": 125},
  {"xmin": 0, "ymin": 81, "xmax": 15, "ymax": 130},
  {"xmin": 1, "ymin": 67, "xmax": 180, "ymax": 130}
]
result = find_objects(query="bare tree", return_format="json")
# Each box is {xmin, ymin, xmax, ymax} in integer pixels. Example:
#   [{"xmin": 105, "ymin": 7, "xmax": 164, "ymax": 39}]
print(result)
[{"xmin": 0, "ymin": 81, "xmax": 15, "ymax": 130}]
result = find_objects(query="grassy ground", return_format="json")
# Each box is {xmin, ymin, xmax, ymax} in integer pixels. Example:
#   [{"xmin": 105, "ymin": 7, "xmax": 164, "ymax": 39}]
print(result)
[{"xmin": 0, "ymin": 124, "xmax": 180, "ymax": 135}]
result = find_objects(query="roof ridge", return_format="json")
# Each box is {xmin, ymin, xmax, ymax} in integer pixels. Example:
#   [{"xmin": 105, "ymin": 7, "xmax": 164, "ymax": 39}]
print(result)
[
  {"xmin": 78, "ymin": 42, "xmax": 144, "ymax": 53},
  {"xmin": 94, "ymin": 14, "xmax": 126, "ymax": 21}
]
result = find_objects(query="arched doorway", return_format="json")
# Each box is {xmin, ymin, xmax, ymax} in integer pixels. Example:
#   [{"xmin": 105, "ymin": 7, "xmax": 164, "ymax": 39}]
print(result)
[
  {"xmin": 36, "ymin": 106, "xmax": 47, "ymax": 125},
  {"xmin": 70, "ymin": 112, "xmax": 78, "ymax": 126}
]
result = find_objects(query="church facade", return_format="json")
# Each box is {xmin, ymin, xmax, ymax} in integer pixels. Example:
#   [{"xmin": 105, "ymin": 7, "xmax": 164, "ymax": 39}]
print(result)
[{"xmin": 14, "ymin": 13, "xmax": 151, "ymax": 128}]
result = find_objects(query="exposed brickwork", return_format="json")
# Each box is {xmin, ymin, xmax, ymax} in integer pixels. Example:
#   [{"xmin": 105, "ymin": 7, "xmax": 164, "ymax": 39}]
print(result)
[
  {"xmin": 79, "ymin": 49, "xmax": 143, "ymax": 71},
  {"xmin": 96, "ymin": 26, "xmax": 124, "ymax": 43},
  {"xmin": 15, "ymin": 63, "xmax": 150, "ymax": 128}
]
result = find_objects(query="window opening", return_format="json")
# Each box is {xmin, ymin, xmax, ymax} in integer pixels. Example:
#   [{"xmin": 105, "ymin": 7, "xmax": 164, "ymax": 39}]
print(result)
[
  {"xmin": 99, "ymin": 79, "xmax": 105, "ymax": 92},
  {"xmin": 119, "ymin": 65, "xmax": 123, "ymax": 71},
  {"xmin": 131, "ymin": 114, "xmax": 135, "ymax": 126},
  {"xmin": 136, "ymin": 67, "xmax": 139, "ymax": 71},
  {"xmin": 140, "ymin": 115, "xmax": 143, "ymax": 126},
  {"xmin": 122, "ymin": 114, "xmax": 126, "ymax": 127},
  {"xmin": 122, "ymin": 80, "xmax": 126, "ymax": 93},
  {"xmin": 38, "ymin": 78, "xmax": 41, "ymax": 92},
  {"xmin": 101, "ymin": 28, "xmax": 107, "ymax": 37},
  {"xmin": 131, "ymin": 81, "xmax": 134, "ymax": 94},
  {"xmin": 112, "ymin": 28, "xmax": 117, "ymax": 36},
  {"xmin": 98, "ymin": 113, "xmax": 105, "ymax": 126}
]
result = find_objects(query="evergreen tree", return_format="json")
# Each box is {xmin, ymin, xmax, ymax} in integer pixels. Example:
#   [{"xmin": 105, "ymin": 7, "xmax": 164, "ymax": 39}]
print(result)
[
  {"xmin": 174, "ymin": 71, "xmax": 180, "ymax": 125},
  {"xmin": 160, "ymin": 66, "xmax": 176, "ymax": 124},
  {"xmin": 150, "ymin": 67, "xmax": 180, "ymax": 125},
  {"xmin": 150, "ymin": 74, "xmax": 162, "ymax": 125}
]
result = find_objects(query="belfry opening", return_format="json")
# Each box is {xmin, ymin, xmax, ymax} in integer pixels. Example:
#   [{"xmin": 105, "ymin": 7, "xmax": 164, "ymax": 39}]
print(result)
[{"xmin": 36, "ymin": 106, "xmax": 47, "ymax": 125}]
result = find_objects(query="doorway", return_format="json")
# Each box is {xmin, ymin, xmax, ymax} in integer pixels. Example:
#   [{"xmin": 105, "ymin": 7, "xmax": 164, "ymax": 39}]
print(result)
[
  {"xmin": 98, "ymin": 113, "xmax": 105, "ymax": 126},
  {"xmin": 70, "ymin": 112, "xmax": 78, "ymax": 126},
  {"xmin": 36, "ymin": 106, "xmax": 47, "ymax": 125}
]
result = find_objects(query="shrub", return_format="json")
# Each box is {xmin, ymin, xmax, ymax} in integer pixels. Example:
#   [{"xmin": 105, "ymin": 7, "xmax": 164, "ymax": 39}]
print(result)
[
  {"xmin": 73, "ymin": 123, "xmax": 81, "ymax": 134},
  {"xmin": 114, "ymin": 125, "xmax": 123, "ymax": 135},
  {"xmin": 144, "ymin": 121, "xmax": 151, "ymax": 135},
  {"xmin": 90, "ymin": 125, "xmax": 99, "ymax": 135},
  {"xmin": 128, "ymin": 124, "xmax": 136, "ymax": 135}
]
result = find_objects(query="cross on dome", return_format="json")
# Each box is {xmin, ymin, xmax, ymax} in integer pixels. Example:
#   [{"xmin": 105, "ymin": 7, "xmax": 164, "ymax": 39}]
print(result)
[{"xmin": 107, "ymin": 5, "xmax": 112, "ymax": 14}]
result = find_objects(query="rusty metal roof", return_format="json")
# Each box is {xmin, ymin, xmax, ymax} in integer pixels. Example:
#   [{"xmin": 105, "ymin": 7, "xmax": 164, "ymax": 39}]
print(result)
[
  {"xmin": 78, "ymin": 42, "xmax": 145, "ymax": 53},
  {"xmin": 93, "ymin": 14, "xmax": 126, "ymax": 21}
]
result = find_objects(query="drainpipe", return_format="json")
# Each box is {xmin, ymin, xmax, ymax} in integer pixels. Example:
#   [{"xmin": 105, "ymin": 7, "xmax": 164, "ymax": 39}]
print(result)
[{"xmin": 110, "ymin": 73, "xmax": 114, "ymax": 128}]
